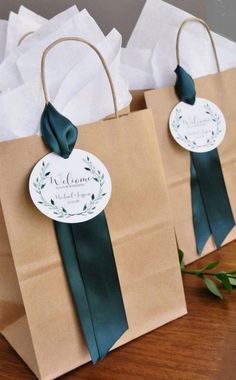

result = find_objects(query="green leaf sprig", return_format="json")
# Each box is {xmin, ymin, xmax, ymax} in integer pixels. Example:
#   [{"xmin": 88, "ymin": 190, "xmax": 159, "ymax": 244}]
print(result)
[{"xmin": 179, "ymin": 250, "xmax": 236, "ymax": 300}]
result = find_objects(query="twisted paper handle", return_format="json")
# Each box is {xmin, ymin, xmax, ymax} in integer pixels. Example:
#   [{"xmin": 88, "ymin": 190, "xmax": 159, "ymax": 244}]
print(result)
[
  {"xmin": 17, "ymin": 31, "xmax": 34, "ymax": 46},
  {"xmin": 40, "ymin": 37, "xmax": 119, "ymax": 118},
  {"xmin": 176, "ymin": 17, "xmax": 220, "ymax": 73}
]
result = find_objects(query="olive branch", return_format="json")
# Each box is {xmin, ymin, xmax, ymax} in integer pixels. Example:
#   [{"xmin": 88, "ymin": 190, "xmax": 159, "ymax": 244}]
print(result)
[
  {"xmin": 203, "ymin": 103, "xmax": 222, "ymax": 146},
  {"xmin": 33, "ymin": 156, "xmax": 106, "ymax": 219},
  {"xmin": 171, "ymin": 108, "xmax": 197, "ymax": 150},
  {"xmin": 179, "ymin": 250, "xmax": 236, "ymax": 300}
]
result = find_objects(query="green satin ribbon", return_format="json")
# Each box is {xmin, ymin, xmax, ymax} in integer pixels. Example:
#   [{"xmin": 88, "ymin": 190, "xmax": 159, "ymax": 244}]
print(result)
[
  {"xmin": 41, "ymin": 102, "xmax": 78, "ymax": 158},
  {"xmin": 175, "ymin": 66, "xmax": 235, "ymax": 254},
  {"xmin": 175, "ymin": 66, "xmax": 196, "ymax": 105},
  {"xmin": 41, "ymin": 103, "xmax": 128, "ymax": 363},
  {"xmin": 190, "ymin": 161, "xmax": 211, "ymax": 253}
]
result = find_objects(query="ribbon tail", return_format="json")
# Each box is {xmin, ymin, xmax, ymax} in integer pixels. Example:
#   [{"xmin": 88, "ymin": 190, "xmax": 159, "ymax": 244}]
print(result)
[
  {"xmin": 71, "ymin": 211, "xmax": 128, "ymax": 360},
  {"xmin": 55, "ymin": 221, "xmax": 100, "ymax": 363},
  {"xmin": 191, "ymin": 160, "xmax": 211, "ymax": 254},
  {"xmin": 55, "ymin": 212, "xmax": 128, "ymax": 363},
  {"xmin": 191, "ymin": 149, "xmax": 235, "ymax": 248}
]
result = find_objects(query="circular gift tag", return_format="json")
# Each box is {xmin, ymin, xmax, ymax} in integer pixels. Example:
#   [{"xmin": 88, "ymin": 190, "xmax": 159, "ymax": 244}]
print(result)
[
  {"xmin": 29, "ymin": 149, "xmax": 112, "ymax": 223},
  {"xmin": 169, "ymin": 98, "xmax": 226, "ymax": 153}
]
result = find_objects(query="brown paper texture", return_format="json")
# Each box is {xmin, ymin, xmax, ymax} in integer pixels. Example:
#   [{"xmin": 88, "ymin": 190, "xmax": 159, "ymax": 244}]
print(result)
[
  {"xmin": 0, "ymin": 109, "xmax": 186, "ymax": 379},
  {"xmin": 130, "ymin": 90, "xmax": 149, "ymax": 112},
  {"xmin": 0, "ymin": 203, "xmax": 24, "ymax": 331},
  {"xmin": 145, "ymin": 68, "xmax": 236, "ymax": 264}
]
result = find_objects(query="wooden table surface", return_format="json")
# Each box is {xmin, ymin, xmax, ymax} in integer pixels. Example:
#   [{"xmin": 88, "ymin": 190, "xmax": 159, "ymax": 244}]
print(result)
[{"xmin": 1, "ymin": 243, "xmax": 236, "ymax": 380}]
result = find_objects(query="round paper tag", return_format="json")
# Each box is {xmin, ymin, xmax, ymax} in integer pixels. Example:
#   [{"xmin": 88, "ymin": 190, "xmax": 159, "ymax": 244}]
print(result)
[
  {"xmin": 169, "ymin": 98, "xmax": 226, "ymax": 153},
  {"xmin": 29, "ymin": 149, "xmax": 112, "ymax": 223}
]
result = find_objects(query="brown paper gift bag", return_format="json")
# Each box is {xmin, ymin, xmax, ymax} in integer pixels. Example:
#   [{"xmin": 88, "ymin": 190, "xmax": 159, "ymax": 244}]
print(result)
[
  {"xmin": 145, "ymin": 18, "xmax": 236, "ymax": 264},
  {"xmin": 0, "ymin": 38, "xmax": 186, "ymax": 379}
]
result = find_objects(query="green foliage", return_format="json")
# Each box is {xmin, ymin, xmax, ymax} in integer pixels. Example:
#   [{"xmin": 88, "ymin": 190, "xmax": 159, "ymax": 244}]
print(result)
[
  {"xmin": 203, "ymin": 276, "xmax": 223, "ymax": 300},
  {"xmin": 179, "ymin": 250, "xmax": 236, "ymax": 300},
  {"xmin": 178, "ymin": 249, "xmax": 185, "ymax": 271}
]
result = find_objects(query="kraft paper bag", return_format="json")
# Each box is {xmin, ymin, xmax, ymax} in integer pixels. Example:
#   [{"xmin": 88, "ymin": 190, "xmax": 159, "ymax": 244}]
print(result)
[
  {"xmin": 0, "ymin": 109, "xmax": 187, "ymax": 378},
  {"xmin": 145, "ymin": 67, "xmax": 236, "ymax": 264}
]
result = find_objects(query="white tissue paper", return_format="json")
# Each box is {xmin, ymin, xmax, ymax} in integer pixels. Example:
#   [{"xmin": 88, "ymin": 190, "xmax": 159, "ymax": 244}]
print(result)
[
  {"xmin": 0, "ymin": 6, "xmax": 131, "ymax": 142},
  {"xmin": 17, "ymin": 10, "xmax": 106, "ymax": 99},
  {"xmin": 18, "ymin": 5, "xmax": 79, "ymax": 51},
  {"xmin": 18, "ymin": 5, "xmax": 47, "ymax": 26},
  {"xmin": 57, "ymin": 29, "xmax": 131, "ymax": 125},
  {"xmin": 0, "ymin": 79, "xmax": 43, "ymax": 141},
  {"xmin": 120, "ymin": 47, "xmax": 154, "ymax": 90},
  {"xmin": 4, "ymin": 9, "xmax": 46, "ymax": 57},
  {"xmin": 124, "ymin": 0, "xmax": 236, "ymax": 89},
  {"xmin": 0, "ymin": 20, "xmax": 7, "ymax": 64},
  {"xmin": 0, "ymin": 6, "xmax": 80, "ymax": 91}
]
